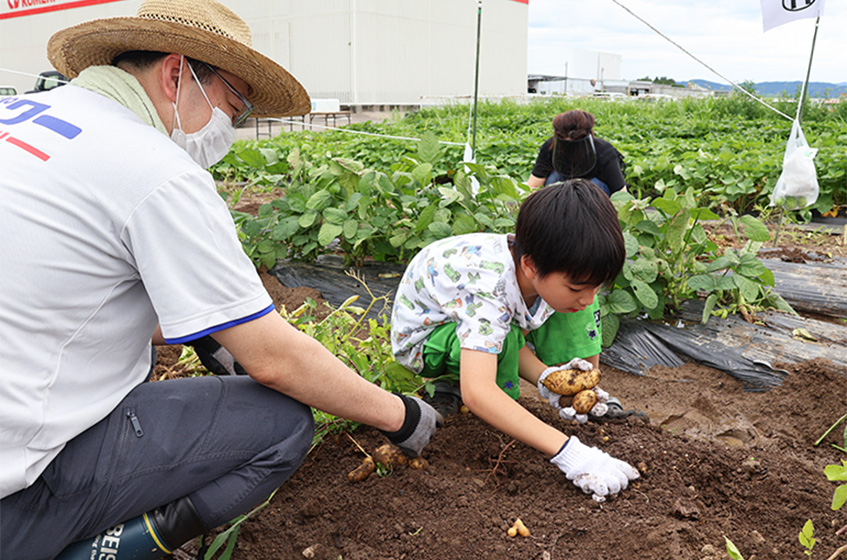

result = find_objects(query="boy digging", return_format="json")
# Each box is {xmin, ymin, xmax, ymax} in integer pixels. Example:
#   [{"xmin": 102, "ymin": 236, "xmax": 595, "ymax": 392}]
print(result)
[{"xmin": 391, "ymin": 179, "xmax": 639, "ymax": 501}]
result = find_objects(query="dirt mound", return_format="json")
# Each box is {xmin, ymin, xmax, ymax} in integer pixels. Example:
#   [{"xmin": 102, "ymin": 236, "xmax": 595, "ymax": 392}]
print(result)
[{"xmin": 162, "ymin": 274, "xmax": 845, "ymax": 560}]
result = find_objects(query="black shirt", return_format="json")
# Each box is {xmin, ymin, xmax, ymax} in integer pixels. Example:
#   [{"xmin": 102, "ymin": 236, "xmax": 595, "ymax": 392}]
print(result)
[{"xmin": 531, "ymin": 136, "xmax": 627, "ymax": 193}]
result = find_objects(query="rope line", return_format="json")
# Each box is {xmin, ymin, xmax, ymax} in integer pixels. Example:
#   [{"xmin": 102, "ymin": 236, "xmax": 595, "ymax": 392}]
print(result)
[
  {"xmin": 262, "ymin": 117, "xmax": 466, "ymax": 146},
  {"xmin": 609, "ymin": 0, "xmax": 794, "ymax": 122}
]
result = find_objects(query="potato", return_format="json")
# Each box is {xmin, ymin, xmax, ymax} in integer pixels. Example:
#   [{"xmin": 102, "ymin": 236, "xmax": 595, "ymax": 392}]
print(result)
[
  {"xmin": 348, "ymin": 456, "xmax": 375, "ymax": 483},
  {"xmin": 540, "ymin": 368, "xmax": 601, "ymax": 396},
  {"xmin": 508, "ymin": 518, "xmax": 530, "ymax": 538},
  {"xmin": 372, "ymin": 443, "xmax": 408, "ymax": 468},
  {"xmin": 409, "ymin": 456, "xmax": 429, "ymax": 470},
  {"xmin": 572, "ymin": 389, "xmax": 597, "ymax": 414}
]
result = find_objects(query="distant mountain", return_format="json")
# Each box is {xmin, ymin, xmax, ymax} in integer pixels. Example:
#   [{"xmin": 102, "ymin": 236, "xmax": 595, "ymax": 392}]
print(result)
[{"xmin": 687, "ymin": 79, "xmax": 845, "ymax": 98}]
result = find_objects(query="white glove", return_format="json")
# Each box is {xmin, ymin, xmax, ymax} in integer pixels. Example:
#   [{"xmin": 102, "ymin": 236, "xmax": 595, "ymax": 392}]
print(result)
[
  {"xmin": 551, "ymin": 436, "xmax": 640, "ymax": 502},
  {"xmin": 536, "ymin": 358, "xmax": 594, "ymax": 401},
  {"xmin": 559, "ymin": 406, "xmax": 588, "ymax": 424}
]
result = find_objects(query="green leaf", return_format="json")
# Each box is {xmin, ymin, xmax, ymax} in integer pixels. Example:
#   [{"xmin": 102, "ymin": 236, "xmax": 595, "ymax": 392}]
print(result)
[
  {"xmin": 832, "ymin": 484, "xmax": 847, "ymax": 510},
  {"xmin": 605, "ymin": 289, "xmax": 638, "ymax": 314},
  {"xmin": 629, "ymin": 258, "xmax": 658, "ymax": 283},
  {"xmin": 236, "ymin": 147, "xmax": 267, "ymax": 168},
  {"xmin": 702, "ymin": 293, "xmax": 719, "ymax": 323},
  {"xmin": 798, "ymin": 520, "xmax": 815, "ymax": 551},
  {"xmin": 653, "ymin": 197, "xmax": 682, "ymax": 216},
  {"xmin": 390, "ymin": 230, "xmax": 409, "ymax": 248},
  {"xmin": 724, "ymin": 537, "xmax": 745, "ymax": 560},
  {"xmin": 437, "ymin": 186, "xmax": 462, "ymax": 206},
  {"xmin": 631, "ymin": 278, "xmax": 659, "ymax": 309},
  {"xmin": 343, "ymin": 219, "xmax": 359, "ymax": 239},
  {"xmin": 688, "ymin": 274, "xmax": 717, "ymax": 293},
  {"xmin": 451, "ymin": 213, "xmax": 477, "ymax": 236},
  {"xmin": 690, "ymin": 207, "xmax": 719, "ymax": 221},
  {"xmin": 322, "ymin": 207, "xmax": 348, "ymax": 225},
  {"xmin": 736, "ymin": 255, "xmax": 767, "ymax": 277},
  {"xmin": 258, "ymin": 147, "xmax": 279, "ymax": 165},
  {"xmin": 734, "ymin": 275, "xmax": 760, "ymax": 302},
  {"xmin": 634, "ymin": 220, "xmax": 662, "ymax": 236},
  {"xmin": 601, "ymin": 313, "xmax": 620, "ymax": 347},
  {"xmin": 272, "ymin": 216, "xmax": 301, "ymax": 240},
  {"xmin": 415, "ymin": 204, "xmax": 438, "ymax": 233},
  {"xmin": 417, "ymin": 131, "xmax": 441, "ymax": 165},
  {"xmin": 318, "ymin": 223, "xmax": 343, "ymax": 246},
  {"xmin": 427, "ymin": 221, "xmax": 453, "ymax": 238},
  {"xmin": 824, "ymin": 462, "xmax": 847, "ymax": 482},
  {"xmin": 664, "ymin": 210, "xmax": 690, "ymax": 253},
  {"xmin": 306, "ymin": 190, "xmax": 333, "ymax": 211},
  {"xmin": 298, "ymin": 211, "xmax": 318, "ymax": 228},
  {"xmin": 623, "ymin": 232, "xmax": 640, "ymax": 258},
  {"xmin": 411, "ymin": 163, "xmax": 433, "ymax": 186},
  {"xmin": 739, "ymin": 214, "xmax": 771, "ymax": 242}
]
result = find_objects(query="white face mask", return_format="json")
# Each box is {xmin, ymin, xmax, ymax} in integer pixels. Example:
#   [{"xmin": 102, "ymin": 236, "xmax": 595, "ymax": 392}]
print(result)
[{"xmin": 170, "ymin": 57, "xmax": 236, "ymax": 169}]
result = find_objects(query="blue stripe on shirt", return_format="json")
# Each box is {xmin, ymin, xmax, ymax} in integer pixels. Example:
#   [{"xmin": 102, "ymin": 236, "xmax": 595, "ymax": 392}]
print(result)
[{"xmin": 164, "ymin": 304, "xmax": 275, "ymax": 344}]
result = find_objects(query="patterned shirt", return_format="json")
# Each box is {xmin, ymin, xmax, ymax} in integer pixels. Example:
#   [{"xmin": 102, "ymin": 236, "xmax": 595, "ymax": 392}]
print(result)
[{"xmin": 391, "ymin": 233, "xmax": 555, "ymax": 372}]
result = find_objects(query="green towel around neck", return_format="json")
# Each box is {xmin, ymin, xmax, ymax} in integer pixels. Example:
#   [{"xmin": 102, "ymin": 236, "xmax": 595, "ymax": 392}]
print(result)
[{"xmin": 72, "ymin": 66, "xmax": 168, "ymax": 135}]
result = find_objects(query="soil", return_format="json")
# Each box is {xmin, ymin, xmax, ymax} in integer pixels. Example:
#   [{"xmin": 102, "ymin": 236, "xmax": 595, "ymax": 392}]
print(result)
[{"xmin": 160, "ymin": 201, "xmax": 847, "ymax": 560}]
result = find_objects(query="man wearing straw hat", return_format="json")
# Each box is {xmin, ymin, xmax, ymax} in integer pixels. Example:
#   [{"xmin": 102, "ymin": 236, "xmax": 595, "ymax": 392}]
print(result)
[{"xmin": 0, "ymin": 1, "xmax": 440, "ymax": 558}]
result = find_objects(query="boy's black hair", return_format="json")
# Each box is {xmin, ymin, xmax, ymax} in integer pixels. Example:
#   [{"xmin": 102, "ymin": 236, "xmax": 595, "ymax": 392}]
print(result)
[{"xmin": 512, "ymin": 179, "xmax": 624, "ymax": 286}]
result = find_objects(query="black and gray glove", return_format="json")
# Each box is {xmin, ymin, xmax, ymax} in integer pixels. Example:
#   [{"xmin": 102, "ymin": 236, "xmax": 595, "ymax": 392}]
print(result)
[
  {"xmin": 188, "ymin": 335, "xmax": 246, "ymax": 376},
  {"xmin": 380, "ymin": 394, "xmax": 443, "ymax": 457}
]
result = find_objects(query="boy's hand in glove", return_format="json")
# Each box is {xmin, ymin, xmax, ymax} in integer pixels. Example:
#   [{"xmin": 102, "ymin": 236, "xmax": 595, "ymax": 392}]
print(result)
[
  {"xmin": 536, "ymin": 357, "xmax": 594, "ymax": 402},
  {"xmin": 380, "ymin": 394, "xmax": 443, "ymax": 458},
  {"xmin": 550, "ymin": 436, "xmax": 640, "ymax": 502}
]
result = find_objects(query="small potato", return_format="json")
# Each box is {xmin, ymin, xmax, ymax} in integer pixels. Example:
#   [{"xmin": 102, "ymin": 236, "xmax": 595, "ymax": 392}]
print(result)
[
  {"xmin": 409, "ymin": 456, "xmax": 429, "ymax": 470},
  {"xmin": 541, "ymin": 368, "xmax": 601, "ymax": 396},
  {"xmin": 372, "ymin": 443, "xmax": 408, "ymax": 468},
  {"xmin": 572, "ymin": 389, "xmax": 598, "ymax": 414},
  {"xmin": 508, "ymin": 518, "xmax": 530, "ymax": 538},
  {"xmin": 348, "ymin": 456, "xmax": 375, "ymax": 483}
]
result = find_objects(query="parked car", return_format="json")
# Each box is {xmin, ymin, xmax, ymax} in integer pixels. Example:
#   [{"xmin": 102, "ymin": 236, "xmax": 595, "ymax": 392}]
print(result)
[
  {"xmin": 26, "ymin": 70, "xmax": 68, "ymax": 94},
  {"xmin": 0, "ymin": 86, "xmax": 18, "ymax": 96}
]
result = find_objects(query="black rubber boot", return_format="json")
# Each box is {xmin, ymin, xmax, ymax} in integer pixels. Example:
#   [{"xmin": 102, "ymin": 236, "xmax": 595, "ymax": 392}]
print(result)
[
  {"xmin": 422, "ymin": 382, "xmax": 463, "ymax": 418},
  {"xmin": 55, "ymin": 496, "xmax": 207, "ymax": 560}
]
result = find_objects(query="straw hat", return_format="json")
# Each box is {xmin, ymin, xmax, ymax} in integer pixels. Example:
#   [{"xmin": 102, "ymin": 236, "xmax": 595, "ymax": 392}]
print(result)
[{"xmin": 47, "ymin": 0, "xmax": 310, "ymax": 117}]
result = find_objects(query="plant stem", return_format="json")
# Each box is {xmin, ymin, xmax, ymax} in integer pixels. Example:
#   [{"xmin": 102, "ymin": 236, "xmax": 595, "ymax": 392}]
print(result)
[
  {"xmin": 825, "ymin": 543, "xmax": 847, "ymax": 560},
  {"xmin": 815, "ymin": 413, "xmax": 847, "ymax": 446}
]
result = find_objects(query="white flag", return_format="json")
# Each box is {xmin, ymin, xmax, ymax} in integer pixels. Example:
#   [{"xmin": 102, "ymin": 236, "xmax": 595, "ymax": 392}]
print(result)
[{"xmin": 761, "ymin": 0, "xmax": 825, "ymax": 32}]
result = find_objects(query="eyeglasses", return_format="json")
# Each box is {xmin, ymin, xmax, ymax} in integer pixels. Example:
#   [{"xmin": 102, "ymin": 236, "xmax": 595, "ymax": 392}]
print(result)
[{"xmin": 202, "ymin": 63, "xmax": 254, "ymax": 127}]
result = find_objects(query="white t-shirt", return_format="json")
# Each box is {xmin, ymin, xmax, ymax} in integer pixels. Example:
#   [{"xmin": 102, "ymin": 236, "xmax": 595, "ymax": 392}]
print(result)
[
  {"xmin": 391, "ymin": 233, "xmax": 555, "ymax": 373},
  {"xmin": 0, "ymin": 86, "xmax": 271, "ymax": 498}
]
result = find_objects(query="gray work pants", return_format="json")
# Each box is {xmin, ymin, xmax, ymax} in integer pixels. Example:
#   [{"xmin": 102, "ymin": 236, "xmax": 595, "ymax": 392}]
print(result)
[{"xmin": 1, "ymin": 375, "xmax": 314, "ymax": 560}]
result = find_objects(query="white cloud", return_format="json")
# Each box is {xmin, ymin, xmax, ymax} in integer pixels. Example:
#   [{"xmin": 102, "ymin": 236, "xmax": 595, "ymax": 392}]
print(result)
[{"xmin": 527, "ymin": 0, "xmax": 846, "ymax": 84}]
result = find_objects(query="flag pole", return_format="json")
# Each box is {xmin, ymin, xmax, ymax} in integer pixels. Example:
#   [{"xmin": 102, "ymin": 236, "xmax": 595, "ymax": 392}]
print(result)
[
  {"xmin": 471, "ymin": 0, "xmax": 482, "ymax": 157},
  {"xmin": 775, "ymin": 9, "xmax": 822, "ymax": 248},
  {"xmin": 795, "ymin": 10, "xmax": 821, "ymax": 124}
]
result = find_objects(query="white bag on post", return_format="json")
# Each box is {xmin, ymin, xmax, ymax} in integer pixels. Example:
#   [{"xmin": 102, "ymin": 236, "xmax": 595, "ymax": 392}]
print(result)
[{"xmin": 769, "ymin": 119, "xmax": 819, "ymax": 210}]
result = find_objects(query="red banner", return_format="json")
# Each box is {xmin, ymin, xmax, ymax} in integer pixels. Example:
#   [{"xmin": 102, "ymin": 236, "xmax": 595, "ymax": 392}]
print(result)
[{"xmin": 1, "ymin": 0, "xmax": 124, "ymax": 20}]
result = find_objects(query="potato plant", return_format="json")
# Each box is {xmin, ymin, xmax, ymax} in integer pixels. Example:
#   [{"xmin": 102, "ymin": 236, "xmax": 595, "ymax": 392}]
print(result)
[
  {"xmin": 231, "ymin": 132, "xmax": 524, "ymax": 268},
  {"xmin": 599, "ymin": 187, "xmax": 793, "ymax": 345}
]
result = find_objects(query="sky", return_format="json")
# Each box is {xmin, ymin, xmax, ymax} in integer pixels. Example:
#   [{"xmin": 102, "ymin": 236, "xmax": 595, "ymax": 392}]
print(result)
[{"xmin": 527, "ymin": 0, "xmax": 846, "ymax": 85}]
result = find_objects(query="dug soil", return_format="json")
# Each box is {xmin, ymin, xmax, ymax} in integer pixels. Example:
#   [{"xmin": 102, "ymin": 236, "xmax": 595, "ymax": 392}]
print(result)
[{"xmin": 158, "ymin": 216, "xmax": 846, "ymax": 560}]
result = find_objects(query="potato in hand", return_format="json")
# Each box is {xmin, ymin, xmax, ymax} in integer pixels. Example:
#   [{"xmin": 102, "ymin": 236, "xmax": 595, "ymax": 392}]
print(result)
[
  {"xmin": 572, "ymin": 389, "xmax": 597, "ymax": 414},
  {"xmin": 541, "ymin": 368, "xmax": 601, "ymax": 396}
]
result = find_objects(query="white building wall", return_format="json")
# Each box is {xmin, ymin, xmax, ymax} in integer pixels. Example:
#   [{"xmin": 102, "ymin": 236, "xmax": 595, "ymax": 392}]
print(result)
[
  {"xmin": 0, "ymin": 0, "xmax": 527, "ymax": 105},
  {"xmin": 0, "ymin": 0, "xmax": 143, "ymax": 94}
]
